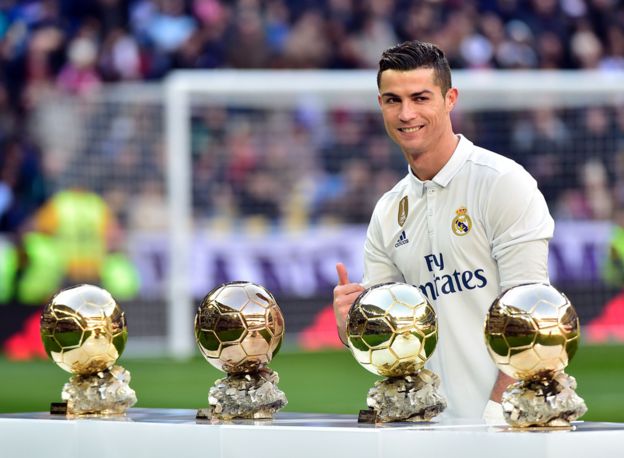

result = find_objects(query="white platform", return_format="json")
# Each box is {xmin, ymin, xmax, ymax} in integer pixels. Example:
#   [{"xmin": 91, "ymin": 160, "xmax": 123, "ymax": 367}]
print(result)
[{"xmin": 1, "ymin": 408, "xmax": 623, "ymax": 458}]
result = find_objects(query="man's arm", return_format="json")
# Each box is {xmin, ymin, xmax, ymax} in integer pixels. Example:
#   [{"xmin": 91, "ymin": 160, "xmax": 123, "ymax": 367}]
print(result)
[
  {"xmin": 486, "ymin": 169, "xmax": 554, "ymax": 288},
  {"xmin": 483, "ymin": 370, "xmax": 514, "ymax": 423},
  {"xmin": 484, "ymin": 167, "xmax": 554, "ymax": 417},
  {"xmin": 489, "ymin": 371, "xmax": 515, "ymax": 402},
  {"xmin": 334, "ymin": 204, "xmax": 404, "ymax": 343}
]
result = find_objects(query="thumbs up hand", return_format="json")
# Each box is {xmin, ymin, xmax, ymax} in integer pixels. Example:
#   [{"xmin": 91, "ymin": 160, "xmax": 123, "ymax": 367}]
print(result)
[{"xmin": 333, "ymin": 262, "xmax": 365, "ymax": 345}]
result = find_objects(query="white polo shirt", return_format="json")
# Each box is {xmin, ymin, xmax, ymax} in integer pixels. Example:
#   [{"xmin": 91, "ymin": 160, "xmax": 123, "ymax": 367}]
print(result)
[{"xmin": 362, "ymin": 134, "xmax": 554, "ymax": 418}]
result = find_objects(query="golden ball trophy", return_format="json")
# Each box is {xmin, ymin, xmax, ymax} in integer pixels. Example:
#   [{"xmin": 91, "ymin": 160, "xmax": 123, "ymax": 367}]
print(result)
[
  {"xmin": 40, "ymin": 284, "xmax": 137, "ymax": 416},
  {"xmin": 484, "ymin": 283, "xmax": 587, "ymax": 428},
  {"xmin": 195, "ymin": 281, "xmax": 287, "ymax": 420},
  {"xmin": 346, "ymin": 282, "xmax": 446, "ymax": 423}
]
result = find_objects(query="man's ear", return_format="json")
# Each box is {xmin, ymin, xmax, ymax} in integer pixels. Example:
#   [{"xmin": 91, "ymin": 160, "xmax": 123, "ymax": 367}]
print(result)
[{"xmin": 446, "ymin": 87, "xmax": 458, "ymax": 112}]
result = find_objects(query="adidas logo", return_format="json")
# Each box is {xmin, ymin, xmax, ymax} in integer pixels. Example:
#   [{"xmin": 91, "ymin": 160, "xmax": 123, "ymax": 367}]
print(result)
[{"xmin": 394, "ymin": 230, "xmax": 409, "ymax": 248}]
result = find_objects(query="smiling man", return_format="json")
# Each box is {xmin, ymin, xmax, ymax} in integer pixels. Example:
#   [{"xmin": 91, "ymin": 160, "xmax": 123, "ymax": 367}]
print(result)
[{"xmin": 332, "ymin": 41, "xmax": 555, "ymax": 420}]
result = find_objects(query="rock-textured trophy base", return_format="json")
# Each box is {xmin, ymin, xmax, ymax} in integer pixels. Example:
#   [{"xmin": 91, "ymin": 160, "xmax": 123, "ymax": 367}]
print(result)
[
  {"xmin": 366, "ymin": 369, "xmax": 447, "ymax": 423},
  {"xmin": 199, "ymin": 368, "xmax": 287, "ymax": 420},
  {"xmin": 61, "ymin": 365, "xmax": 137, "ymax": 416},
  {"xmin": 502, "ymin": 372, "xmax": 587, "ymax": 427}
]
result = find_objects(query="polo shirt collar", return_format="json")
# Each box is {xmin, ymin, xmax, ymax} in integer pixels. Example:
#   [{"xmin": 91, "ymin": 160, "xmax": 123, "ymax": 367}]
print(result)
[{"xmin": 408, "ymin": 134, "xmax": 472, "ymax": 197}]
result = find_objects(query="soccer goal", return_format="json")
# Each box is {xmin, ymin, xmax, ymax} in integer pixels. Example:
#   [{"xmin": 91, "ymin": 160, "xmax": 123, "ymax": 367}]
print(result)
[{"xmin": 163, "ymin": 69, "xmax": 624, "ymax": 358}]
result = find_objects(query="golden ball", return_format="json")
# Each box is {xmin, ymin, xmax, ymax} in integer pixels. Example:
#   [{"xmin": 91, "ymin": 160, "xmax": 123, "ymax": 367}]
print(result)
[
  {"xmin": 40, "ymin": 284, "xmax": 128, "ymax": 375},
  {"xmin": 194, "ymin": 281, "xmax": 285, "ymax": 374},
  {"xmin": 484, "ymin": 283, "xmax": 580, "ymax": 380},
  {"xmin": 346, "ymin": 282, "xmax": 438, "ymax": 377}
]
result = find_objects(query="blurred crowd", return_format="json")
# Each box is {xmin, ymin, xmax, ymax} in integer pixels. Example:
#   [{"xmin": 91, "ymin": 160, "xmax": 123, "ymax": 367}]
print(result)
[
  {"xmin": 186, "ymin": 103, "xmax": 624, "ymax": 227},
  {"xmin": 1, "ymin": 0, "xmax": 624, "ymax": 233}
]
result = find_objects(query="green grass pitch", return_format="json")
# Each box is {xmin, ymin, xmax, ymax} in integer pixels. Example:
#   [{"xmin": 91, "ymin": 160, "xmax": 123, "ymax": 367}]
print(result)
[{"xmin": 1, "ymin": 344, "xmax": 622, "ymax": 421}]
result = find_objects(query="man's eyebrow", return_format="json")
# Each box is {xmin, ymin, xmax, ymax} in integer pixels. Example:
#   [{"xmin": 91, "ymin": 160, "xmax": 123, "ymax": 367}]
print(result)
[
  {"xmin": 411, "ymin": 90, "xmax": 434, "ymax": 96},
  {"xmin": 380, "ymin": 89, "xmax": 434, "ymax": 98}
]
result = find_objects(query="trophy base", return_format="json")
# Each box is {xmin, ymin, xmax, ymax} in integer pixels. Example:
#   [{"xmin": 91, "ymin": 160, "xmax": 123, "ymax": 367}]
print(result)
[
  {"xmin": 502, "ymin": 372, "xmax": 587, "ymax": 428},
  {"xmin": 196, "ymin": 407, "xmax": 278, "ymax": 421},
  {"xmin": 366, "ymin": 369, "xmax": 446, "ymax": 423},
  {"xmin": 203, "ymin": 368, "xmax": 287, "ymax": 421},
  {"xmin": 61, "ymin": 365, "xmax": 137, "ymax": 416},
  {"xmin": 503, "ymin": 424, "xmax": 576, "ymax": 432}
]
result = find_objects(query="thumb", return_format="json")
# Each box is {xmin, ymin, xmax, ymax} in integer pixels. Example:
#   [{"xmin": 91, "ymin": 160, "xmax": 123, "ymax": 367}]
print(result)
[{"xmin": 336, "ymin": 262, "xmax": 350, "ymax": 285}]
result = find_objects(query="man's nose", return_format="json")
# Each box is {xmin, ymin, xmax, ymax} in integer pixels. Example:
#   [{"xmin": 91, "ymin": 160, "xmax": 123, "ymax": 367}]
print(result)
[{"xmin": 398, "ymin": 101, "xmax": 416, "ymax": 122}]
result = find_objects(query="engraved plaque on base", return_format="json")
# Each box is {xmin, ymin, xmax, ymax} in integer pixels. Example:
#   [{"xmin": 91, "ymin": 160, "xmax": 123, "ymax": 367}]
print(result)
[
  {"xmin": 358, "ymin": 408, "xmax": 377, "ymax": 423},
  {"xmin": 346, "ymin": 282, "xmax": 446, "ymax": 423},
  {"xmin": 40, "ymin": 284, "xmax": 137, "ymax": 416},
  {"xmin": 484, "ymin": 283, "xmax": 587, "ymax": 427},
  {"xmin": 50, "ymin": 402, "xmax": 68, "ymax": 415},
  {"xmin": 195, "ymin": 281, "xmax": 287, "ymax": 420}
]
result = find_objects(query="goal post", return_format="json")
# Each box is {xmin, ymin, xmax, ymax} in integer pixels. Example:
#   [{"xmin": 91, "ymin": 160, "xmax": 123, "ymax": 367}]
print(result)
[
  {"xmin": 165, "ymin": 79, "xmax": 193, "ymax": 359},
  {"xmin": 163, "ymin": 69, "xmax": 623, "ymax": 359}
]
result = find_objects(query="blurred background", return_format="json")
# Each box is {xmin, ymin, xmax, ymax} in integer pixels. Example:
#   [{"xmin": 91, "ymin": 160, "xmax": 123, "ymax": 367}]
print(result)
[{"xmin": 1, "ymin": 0, "xmax": 624, "ymax": 419}]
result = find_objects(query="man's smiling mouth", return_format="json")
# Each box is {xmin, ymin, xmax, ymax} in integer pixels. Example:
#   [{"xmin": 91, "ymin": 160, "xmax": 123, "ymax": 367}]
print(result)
[{"xmin": 398, "ymin": 126, "xmax": 424, "ymax": 133}]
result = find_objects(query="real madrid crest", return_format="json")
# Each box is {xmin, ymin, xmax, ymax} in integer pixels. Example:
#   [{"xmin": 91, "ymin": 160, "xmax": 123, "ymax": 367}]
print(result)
[
  {"xmin": 398, "ymin": 196, "xmax": 408, "ymax": 227},
  {"xmin": 452, "ymin": 207, "xmax": 472, "ymax": 236}
]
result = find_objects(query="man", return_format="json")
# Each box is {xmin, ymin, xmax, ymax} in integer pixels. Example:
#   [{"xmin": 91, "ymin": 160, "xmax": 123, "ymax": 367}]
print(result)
[{"xmin": 333, "ymin": 41, "xmax": 554, "ymax": 419}]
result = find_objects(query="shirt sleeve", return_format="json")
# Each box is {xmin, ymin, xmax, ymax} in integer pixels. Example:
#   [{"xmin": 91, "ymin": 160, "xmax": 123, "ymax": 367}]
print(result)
[
  {"xmin": 362, "ymin": 209, "xmax": 404, "ymax": 288},
  {"xmin": 486, "ymin": 166, "xmax": 555, "ymax": 290},
  {"xmin": 496, "ymin": 239, "xmax": 550, "ymax": 290}
]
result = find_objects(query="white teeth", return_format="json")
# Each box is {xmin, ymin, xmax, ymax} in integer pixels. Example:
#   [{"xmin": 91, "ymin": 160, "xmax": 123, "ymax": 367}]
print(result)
[{"xmin": 400, "ymin": 126, "xmax": 423, "ymax": 133}]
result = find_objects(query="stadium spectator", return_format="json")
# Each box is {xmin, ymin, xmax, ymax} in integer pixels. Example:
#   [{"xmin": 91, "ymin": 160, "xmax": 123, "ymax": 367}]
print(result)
[
  {"xmin": 318, "ymin": 159, "xmax": 376, "ymax": 224},
  {"xmin": 56, "ymin": 36, "xmax": 102, "ymax": 95},
  {"xmin": 14, "ymin": 187, "xmax": 140, "ymax": 303},
  {"xmin": 510, "ymin": 107, "xmax": 572, "ymax": 205},
  {"xmin": 98, "ymin": 28, "xmax": 143, "ymax": 81},
  {"xmin": 0, "ymin": 136, "xmax": 47, "ymax": 233},
  {"xmin": 226, "ymin": 3, "xmax": 271, "ymax": 68}
]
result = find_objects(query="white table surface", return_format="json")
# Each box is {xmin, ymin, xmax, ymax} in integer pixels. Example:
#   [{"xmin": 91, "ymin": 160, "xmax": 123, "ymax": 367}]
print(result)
[{"xmin": 1, "ymin": 408, "xmax": 622, "ymax": 458}]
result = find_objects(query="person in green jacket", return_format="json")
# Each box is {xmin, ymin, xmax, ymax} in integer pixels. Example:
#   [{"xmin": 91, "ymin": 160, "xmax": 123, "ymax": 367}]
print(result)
[{"xmin": 9, "ymin": 188, "xmax": 139, "ymax": 304}]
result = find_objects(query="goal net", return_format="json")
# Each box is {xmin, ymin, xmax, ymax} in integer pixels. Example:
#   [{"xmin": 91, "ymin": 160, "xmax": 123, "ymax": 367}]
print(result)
[{"xmin": 21, "ymin": 70, "xmax": 624, "ymax": 358}]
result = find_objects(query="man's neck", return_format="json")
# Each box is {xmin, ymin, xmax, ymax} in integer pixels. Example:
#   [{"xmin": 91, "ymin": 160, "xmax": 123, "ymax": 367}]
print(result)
[{"xmin": 410, "ymin": 133, "xmax": 460, "ymax": 181}]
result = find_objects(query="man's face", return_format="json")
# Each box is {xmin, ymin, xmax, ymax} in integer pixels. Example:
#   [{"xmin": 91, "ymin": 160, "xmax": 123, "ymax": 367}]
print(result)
[{"xmin": 377, "ymin": 68, "xmax": 457, "ymax": 170}]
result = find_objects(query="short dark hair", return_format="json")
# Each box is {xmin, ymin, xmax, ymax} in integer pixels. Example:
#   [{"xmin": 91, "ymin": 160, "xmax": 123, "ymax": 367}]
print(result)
[{"xmin": 377, "ymin": 41, "xmax": 452, "ymax": 95}]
